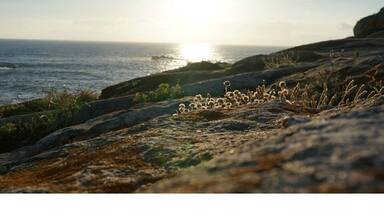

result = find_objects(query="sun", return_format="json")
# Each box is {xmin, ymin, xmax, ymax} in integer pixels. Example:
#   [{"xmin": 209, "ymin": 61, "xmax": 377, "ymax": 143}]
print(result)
[
  {"xmin": 172, "ymin": 0, "xmax": 219, "ymax": 23},
  {"xmin": 169, "ymin": 0, "xmax": 230, "ymax": 44}
]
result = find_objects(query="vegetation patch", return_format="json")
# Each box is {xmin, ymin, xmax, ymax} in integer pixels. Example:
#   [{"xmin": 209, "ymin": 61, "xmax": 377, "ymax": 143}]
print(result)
[
  {"xmin": 263, "ymin": 52, "xmax": 298, "ymax": 70},
  {"xmin": 0, "ymin": 89, "xmax": 99, "ymax": 153},
  {"xmin": 134, "ymin": 83, "xmax": 184, "ymax": 103},
  {"xmin": 176, "ymin": 65, "xmax": 384, "ymax": 115},
  {"xmin": 0, "ymin": 89, "xmax": 98, "ymax": 118}
]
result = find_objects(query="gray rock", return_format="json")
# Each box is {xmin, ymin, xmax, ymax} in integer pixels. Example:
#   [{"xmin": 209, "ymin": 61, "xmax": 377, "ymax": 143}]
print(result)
[
  {"xmin": 0, "ymin": 100, "xmax": 186, "ymax": 168},
  {"xmin": 0, "ymin": 165, "xmax": 7, "ymax": 174},
  {"xmin": 211, "ymin": 120, "xmax": 251, "ymax": 132},
  {"xmin": 182, "ymin": 63, "xmax": 318, "ymax": 97},
  {"xmin": 145, "ymin": 97, "xmax": 384, "ymax": 193},
  {"xmin": 354, "ymin": 8, "xmax": 384, "ymax": 38},
  {"xmin": 367, "ymin": 30, "xmax": 384, "ymax": 38},
  {"xmin": 232, "ymin": 51, "xmax": 324, "ymax": 73}
]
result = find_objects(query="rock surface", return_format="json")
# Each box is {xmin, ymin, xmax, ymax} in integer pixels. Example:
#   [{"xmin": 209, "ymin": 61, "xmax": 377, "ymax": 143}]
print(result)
[
  {"xmin": 145, "ymin": 97, "xmax": 384, "ymax": 193},
  {"xmin": 354, "ymin": 8, "xmax": 384, "ymax": 38}
]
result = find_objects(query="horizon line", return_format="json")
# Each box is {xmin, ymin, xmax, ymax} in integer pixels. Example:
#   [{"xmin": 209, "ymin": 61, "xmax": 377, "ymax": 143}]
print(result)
[{"xmin": 0, "ymin": 37, "xmax": 291, "ymax": 48}]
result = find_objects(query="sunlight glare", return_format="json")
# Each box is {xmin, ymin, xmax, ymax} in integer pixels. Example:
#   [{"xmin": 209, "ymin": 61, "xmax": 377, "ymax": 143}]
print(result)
[{"xmin": 179, "ymin": 43, "xmax": 215, "ymax": 62}]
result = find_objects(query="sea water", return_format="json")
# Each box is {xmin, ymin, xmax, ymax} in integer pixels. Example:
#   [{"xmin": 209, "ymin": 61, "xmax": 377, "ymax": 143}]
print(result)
[{"xmin": 0, "ymin": 39, "xmax": 284, "ymax": 105}]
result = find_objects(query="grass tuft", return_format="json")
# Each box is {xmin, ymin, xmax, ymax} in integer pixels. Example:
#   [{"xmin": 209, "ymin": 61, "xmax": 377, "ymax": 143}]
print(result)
[
  {"xmin": 0, "ymin": 89, "xmax": 98, "ymax": 118},
  {"xmin": 0, "ymin": 89, "xmax": 99, "ymax": 153},
  {"xmin": 176, "ymin": 65, "xmax": 384, "ymax": 115},
  {"xmin": 263, "ymin": 52, "xmax": 298, "ymax": 70},
  {"xmin": 134, "ymin": 83, "xmax": 184, "ymax": 103}
]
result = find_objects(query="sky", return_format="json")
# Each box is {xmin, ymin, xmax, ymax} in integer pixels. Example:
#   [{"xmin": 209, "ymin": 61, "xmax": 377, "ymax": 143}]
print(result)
[{"xmin": 0, "ymin": 0, "xmax": 382, "ymax": 46}]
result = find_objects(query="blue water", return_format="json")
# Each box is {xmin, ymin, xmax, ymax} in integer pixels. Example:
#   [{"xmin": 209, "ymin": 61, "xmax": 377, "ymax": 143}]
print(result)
[{"xmin": 0, "ymin": 39, "xmax": 284, "ymax": 105}]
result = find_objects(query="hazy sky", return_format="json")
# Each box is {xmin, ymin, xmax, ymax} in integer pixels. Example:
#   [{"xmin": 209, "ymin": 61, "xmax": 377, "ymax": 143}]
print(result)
[{"xmin": 0, "ymin": 0, "xmax": 382, "ymax": 46}]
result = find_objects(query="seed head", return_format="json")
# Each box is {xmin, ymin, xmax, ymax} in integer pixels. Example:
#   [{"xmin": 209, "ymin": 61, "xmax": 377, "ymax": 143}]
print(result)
[
  {"xmin": 279, "ymin": 81, "xmax": 287, "ymax": 90},
  {"xmin": 224, "ymin": 80, "xmax": 231, "ymax": 87},
  {"xmin": 216, "ymin": 98, "xmax": 225, "ymax": 104},
  {"xmin": 194, "ymin": 94, "xmax": 203, "ymax": 102}
]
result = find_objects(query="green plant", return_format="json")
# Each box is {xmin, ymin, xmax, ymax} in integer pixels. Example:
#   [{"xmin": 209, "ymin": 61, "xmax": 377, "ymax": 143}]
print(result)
[
  {"xmin": 134, "ymin": 83, "xmax": 184, "ymax": 103},
  {"xmin": 0, "ymin": 89, "xmax": 98, "ymax": 118},
  {"xmin": 0, "ymin": 123, "xmax": 18, "ymax": 138},
  {"xmin": 0, "ymin": 113, "xmax": 64, "ymax": 153},
  {"xmin": 263, "ymin": 52, "xmax": 298, "ymax": 70},
  {"xmin": 0, "ymin": 89, "xmax": 99, "ymax": 153}
]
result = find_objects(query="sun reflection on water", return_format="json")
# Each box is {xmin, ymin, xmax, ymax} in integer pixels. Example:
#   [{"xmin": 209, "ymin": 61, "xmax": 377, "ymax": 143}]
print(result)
[{"xmin": 178, "ymin": 43, "xmax": 217, "ymax": 62}]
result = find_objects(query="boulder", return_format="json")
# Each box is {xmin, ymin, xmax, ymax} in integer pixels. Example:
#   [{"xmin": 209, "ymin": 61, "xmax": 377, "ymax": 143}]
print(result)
[
  {"xmin": 354, "ymin": 8, "xmax": 384, "ymax": 38},
  {"xmin": 231, "ymin": 51, "xmax": 324, "ymax": 73},
  {"xmin": 100, "ymin": 61, "xmax": 231, "ymax": 99},
  {"xmin": 0, "ymin": 100, "xmax": 186, "ymax": 167},
  {"xmin": 367, "ymin": 30, "xmax": 384, "ymax": 38},
  {"xmin": 145, "ymin": 97, "xmax": 384, "ymax": 193}
]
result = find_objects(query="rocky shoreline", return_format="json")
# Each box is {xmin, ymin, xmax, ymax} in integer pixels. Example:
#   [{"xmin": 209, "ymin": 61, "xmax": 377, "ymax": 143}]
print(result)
[{"xmin": 0, "ymin": 9, "xmax": 383, "ymax": 193}]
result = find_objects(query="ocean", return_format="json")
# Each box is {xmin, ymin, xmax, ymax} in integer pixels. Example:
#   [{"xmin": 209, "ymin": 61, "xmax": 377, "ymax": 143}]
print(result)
[{"xmin": 0, "ymin": 39, "xmax": 284, "ymax": 105}]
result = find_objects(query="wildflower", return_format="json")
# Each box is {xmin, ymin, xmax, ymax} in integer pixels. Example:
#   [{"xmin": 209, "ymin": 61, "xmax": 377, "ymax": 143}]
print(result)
[
  {"xmin": 225, "ymin": 102, "xmax": 232, "ymax": 109},
  {"xmin": 279, "ymin": 81, "xmax": 287, "ymax": 90},
  {"xmin": 225, "ymin": 91, "xmax": 235, "ymax": 99},
  {"xmin": 207, "ymin": 100, "xmax": 215, "ymax": 107},
  {"xmin": 242, "ymin": 95, "xmax": 250, "ymax": 103},
  {"xmin": 216, "ymin": 98, "xmax": 225, "ymax": 104},
  {"xmin": 194, "ymin": 94, "xmax": 203, "ymax": 102},
  {"xmin": 178, "ymin": 107, "xmax": 186, "ymax": 113},
  {"xmin": 282, "ymin": 89, "xmax": 289, "ymax": 95},
  {"xmin": 224, "ymin": 81, "xmax": 231, "ymax": 87}
]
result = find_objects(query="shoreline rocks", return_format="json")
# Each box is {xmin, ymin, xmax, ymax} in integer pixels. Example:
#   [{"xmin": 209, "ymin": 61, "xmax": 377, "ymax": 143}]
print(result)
[{"xmin": 1, "ymin": 9, "xmax": 384, "ymax": 192}]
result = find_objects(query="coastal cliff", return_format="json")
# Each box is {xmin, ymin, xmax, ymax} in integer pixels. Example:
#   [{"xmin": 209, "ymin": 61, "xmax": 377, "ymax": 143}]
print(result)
[{"xmin": 0, "ymin": 9, "xmax": 384, "ymax": 193}]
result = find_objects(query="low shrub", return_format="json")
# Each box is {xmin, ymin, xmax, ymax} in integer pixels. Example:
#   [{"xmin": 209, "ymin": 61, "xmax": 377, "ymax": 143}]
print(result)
[
  {"xmin": 263, "ymin": 52, "xmax": 298, "ymax": 70},
  {"xmin": 0, "ymin": 89, "xmax": 99, "ymax": 153},
  {"xmin": 0, "ymin": 89, "xmax": 98, "ymax": 118},
  {"xmin": 134, "ymin": 83, "xmax": 184, "ymax": 103}
]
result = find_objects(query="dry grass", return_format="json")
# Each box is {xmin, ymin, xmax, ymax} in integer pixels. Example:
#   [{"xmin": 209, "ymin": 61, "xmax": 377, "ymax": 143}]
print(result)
[
  {"xmin": 0, "ymin": 89, "xmax": 99, "ymax": 118},
  {"xmin": 263, "ymin": 52, "xmax": 298, "ymax": 70},
  {"xmin": 177, "ymin": 65, "xmax": 384, "ymax": 114}
]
